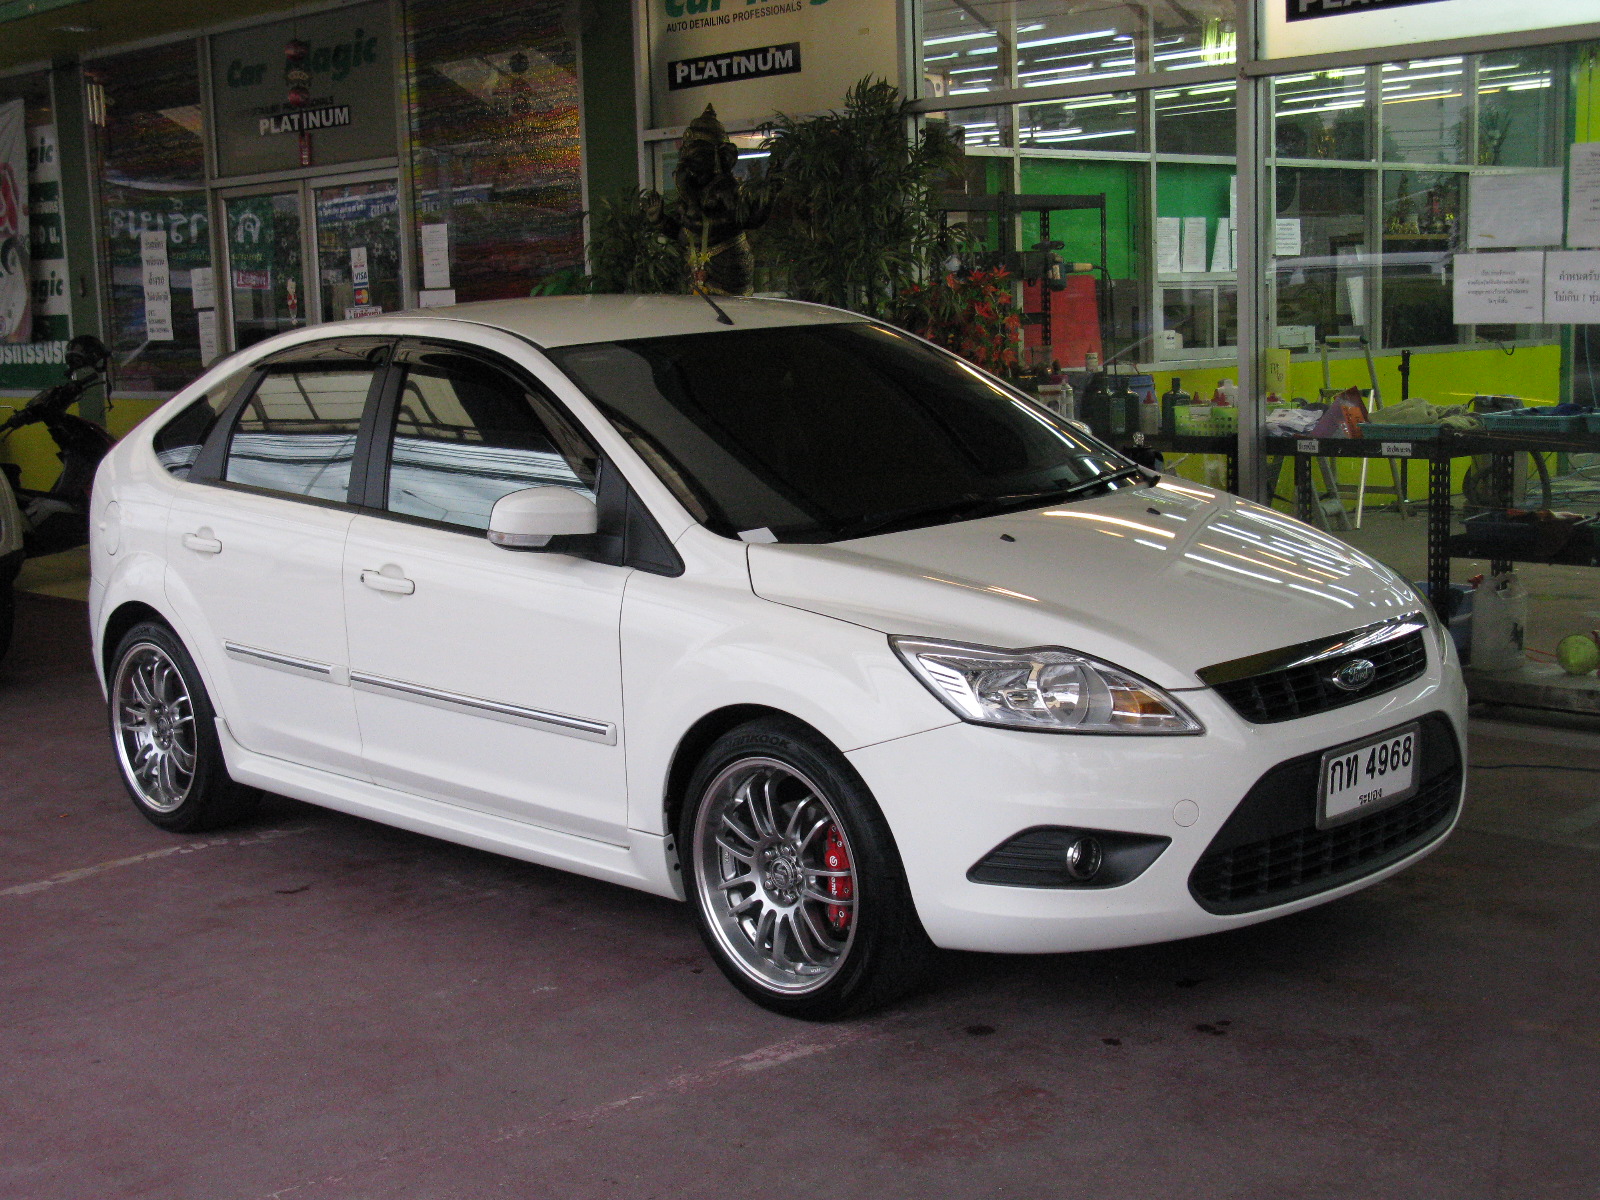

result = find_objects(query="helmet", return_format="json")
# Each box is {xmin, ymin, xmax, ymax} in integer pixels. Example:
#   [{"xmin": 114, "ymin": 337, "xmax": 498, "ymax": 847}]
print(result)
[{"xmin": 65, "ymin": 334, "xmax": 110, "ymax": 376}]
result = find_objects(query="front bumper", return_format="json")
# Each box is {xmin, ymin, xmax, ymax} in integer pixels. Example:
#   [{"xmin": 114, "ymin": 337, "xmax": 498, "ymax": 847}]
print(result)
[{"xmin": 847, "ymin": 654, "xmax": 1468, "ymax": 954}]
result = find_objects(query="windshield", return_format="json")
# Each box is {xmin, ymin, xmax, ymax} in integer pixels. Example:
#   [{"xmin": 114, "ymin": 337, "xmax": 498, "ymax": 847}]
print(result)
[{"xmin": 548, "ymin": 321, "xmax": 1143, "ymax": 543}]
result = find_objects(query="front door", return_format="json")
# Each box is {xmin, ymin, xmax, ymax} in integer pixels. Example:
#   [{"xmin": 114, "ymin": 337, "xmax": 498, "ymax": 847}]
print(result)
[
  {"xmin": 223, "ymin": 189, "xmax": 309, "ymax": 349},
  {"xmin": 342, "ymin": 342, "xmax": 632, "ymax": 843}
]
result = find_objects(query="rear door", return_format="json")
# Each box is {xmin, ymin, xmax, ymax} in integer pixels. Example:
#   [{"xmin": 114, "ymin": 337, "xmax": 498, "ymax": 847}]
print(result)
[{"xmin": 164, "ymin": 338, "xmax": 390, "ymax": 777}]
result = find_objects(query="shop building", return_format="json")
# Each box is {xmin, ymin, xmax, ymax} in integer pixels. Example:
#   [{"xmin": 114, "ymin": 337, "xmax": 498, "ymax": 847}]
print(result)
[{"xmin": 2, "ymin": 0, "xmax": 1599, "ymax": 712}]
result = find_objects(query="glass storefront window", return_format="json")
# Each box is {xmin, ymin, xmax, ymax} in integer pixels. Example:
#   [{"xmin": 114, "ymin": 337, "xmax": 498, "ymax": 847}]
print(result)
[
  {"xmin": 944, "ymin": 106, "xmax": 1012, "ymax": 150},
  {"xmin": 1274, "ymin": 166, "xmax": 1369, "ymax": 347},
  {"xmin": 1018, "ymin": 92, "xmax": 1142, "ymax": 152},
  {"xmin": 406, "ymin": 0, "xmax": 583, "ymax": 301},
  {"xmin": 920, "ymin": 0, "xmax": 1143, "ymax": 99},
  {"xmin": 1274, "ymin": 69, "xmax": 1371, "ymax": 161},
  {"xmin": 1156, "ymin": 81, "xmax": 1236, "ymax": 155},
  {"xmin": 86, "ymin": 41, "xmax": 211, "ymax": 394},
  {"xmin": 1380, "ymin": 170, "xmax": 1461, "ymax": 348},
  {"xmin": 1380, "ymin": 58, "xmax": 1469, "ymax": 164},
  {"xmin": 1153, "ymin": 0, "xmax": 1237, "ymax": 72},
  {"xmin": 1476, "ymin": 47, "xmax": 1562, "ymax": 167}
]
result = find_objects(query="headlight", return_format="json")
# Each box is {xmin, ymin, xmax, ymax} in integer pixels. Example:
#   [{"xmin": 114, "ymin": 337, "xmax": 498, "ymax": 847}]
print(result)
[{"xmin": 890, "ymin": 637, "xmax": 1203, "ymax": 735}]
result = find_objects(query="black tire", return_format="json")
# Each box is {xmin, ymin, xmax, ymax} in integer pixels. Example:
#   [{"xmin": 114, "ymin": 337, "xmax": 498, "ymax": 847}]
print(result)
[
  {"xmin": 0, "ymin": 579, "xmax": 13, "ymax": 666},
  {"xmin": 680, "ymin": 717, "xmax": 934, "ymax": 1020},
  {"xmin": 107, "ymin": 620, "xmax": 259, "ymax": 832}
]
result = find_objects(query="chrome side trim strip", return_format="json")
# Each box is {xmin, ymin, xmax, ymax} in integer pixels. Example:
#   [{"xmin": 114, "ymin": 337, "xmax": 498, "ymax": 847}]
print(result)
[
  {"xmin": 1195, "ymin": 613, "xmax": 1429, "ymax": 687},
  {"xmin": 224, "ymin": 641, "xmax": 335, "ymax": 678},
  {"xmin": 348, "ymin": 671, "xmax": 617, "ymax": 745}
]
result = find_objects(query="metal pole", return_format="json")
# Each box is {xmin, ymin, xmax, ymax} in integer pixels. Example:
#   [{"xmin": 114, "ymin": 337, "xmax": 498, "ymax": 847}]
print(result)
[{"xmin": 1233, "ymin": 0, "xmax": 1268, "ymax": 502}]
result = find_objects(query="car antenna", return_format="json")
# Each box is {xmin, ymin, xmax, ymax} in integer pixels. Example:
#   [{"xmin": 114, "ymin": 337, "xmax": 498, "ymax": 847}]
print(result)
[{"xmin": 692, "ymin": 284, "xmax": 734, "ymax": 326}]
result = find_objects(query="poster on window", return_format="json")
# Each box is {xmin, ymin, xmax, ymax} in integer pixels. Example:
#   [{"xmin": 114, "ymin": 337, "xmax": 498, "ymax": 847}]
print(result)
[
  {"xmin": 647, "ymin": 0, "xmax": 898, "ymax": 130},
  {"xmin": 0, "ymin": 99, "xmax": 32, "ymax": 343}
]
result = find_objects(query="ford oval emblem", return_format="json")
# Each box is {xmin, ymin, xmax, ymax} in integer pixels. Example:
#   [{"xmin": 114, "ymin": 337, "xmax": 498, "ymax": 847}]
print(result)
[{"xmin": 1330, "ymin": 658, "xmax": 1376, "ymax": 692}]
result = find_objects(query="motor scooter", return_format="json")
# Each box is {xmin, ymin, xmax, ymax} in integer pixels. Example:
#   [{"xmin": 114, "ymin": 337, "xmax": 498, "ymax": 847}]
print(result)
[{"xmin": 0, "ymin": 334, "xmax": 116, "ymax": 664}]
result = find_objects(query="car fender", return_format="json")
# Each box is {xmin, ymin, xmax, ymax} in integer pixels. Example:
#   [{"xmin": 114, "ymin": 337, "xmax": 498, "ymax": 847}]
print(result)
[{"xmin": 620, "ymin": 529, "xmax": 958, "ymax": 837}]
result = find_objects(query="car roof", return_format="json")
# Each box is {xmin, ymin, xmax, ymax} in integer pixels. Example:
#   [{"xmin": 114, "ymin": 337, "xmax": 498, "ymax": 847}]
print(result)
[{"xmin": 380, "ymin": 294, "xmax": 871, "ymax": 348}]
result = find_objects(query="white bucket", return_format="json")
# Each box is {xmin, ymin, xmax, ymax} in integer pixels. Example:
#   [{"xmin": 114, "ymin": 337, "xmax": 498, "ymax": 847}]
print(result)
[{"xmin": 1469, "ymin": 572, "xmax": 1527, "ymax": 671}]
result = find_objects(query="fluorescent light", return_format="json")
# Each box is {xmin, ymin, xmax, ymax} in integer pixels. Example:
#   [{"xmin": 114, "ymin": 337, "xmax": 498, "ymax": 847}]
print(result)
[
  {"xmin": 1018, "ymin": 29, "xmax": 1116, "ymax": 49},
  {"xmin": 925, "ymin": 31, "xmax": 997, "ymax": 46}
]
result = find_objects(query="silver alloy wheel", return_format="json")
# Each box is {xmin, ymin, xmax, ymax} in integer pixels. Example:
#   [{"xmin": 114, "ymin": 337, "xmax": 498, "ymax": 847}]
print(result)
[
  {"xmin": 112, "ymin": 642, "xmax": 199, "ymax": 814},
  {"xmin": 692, "ymin": 756, "xmax": 858, "ymax": 994}
]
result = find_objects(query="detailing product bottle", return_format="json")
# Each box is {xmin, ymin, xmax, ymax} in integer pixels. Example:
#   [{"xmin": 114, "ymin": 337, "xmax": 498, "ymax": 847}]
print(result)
[
  {"xmin": 1080, "ymin": 371, "xmax": 1112, "ymax": 438},
  {"xmin": 1139, "ymin": 381, "xmax": 1162, "ymax": 434},
  {"xmin": 1218, "ymin": 378, "xmax": 1238, "ymax": 406},
  {"xmin": 1161, "ymin": 377, "xmax": 1191, "ymax": 436},
  {"xmin": 1109, "ymin": 372, "xmax": 1136, "ymax": 438}
]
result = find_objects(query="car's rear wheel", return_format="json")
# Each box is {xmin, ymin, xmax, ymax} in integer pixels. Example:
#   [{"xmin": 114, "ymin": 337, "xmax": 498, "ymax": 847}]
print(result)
[
  {"xmin": 109, "ymin": 621, "xmax": 258, "ymax": 832},
  {"xmin": 681, "ymin": 719, "xmax": 932, "ymax": 1019}
]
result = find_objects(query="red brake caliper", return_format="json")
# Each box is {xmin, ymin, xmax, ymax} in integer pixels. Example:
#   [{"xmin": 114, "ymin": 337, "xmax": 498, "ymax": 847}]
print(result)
[{"xmin": 824, "ymin": 826, "xmax": 853, "ymax": 933}]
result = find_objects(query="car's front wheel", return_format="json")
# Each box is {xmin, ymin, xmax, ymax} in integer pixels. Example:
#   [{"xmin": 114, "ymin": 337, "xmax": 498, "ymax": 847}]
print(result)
[
  {"xmin": 109, "ymin": 621, "xmax": 258, "ymax": 832},
  {"xmin": 681, "ymin": 719, "xmax": 932, "ymax": 1019}
]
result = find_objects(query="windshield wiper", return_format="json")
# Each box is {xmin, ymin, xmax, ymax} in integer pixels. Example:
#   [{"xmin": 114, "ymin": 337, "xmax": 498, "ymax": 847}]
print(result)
[
  {"xmin": 1049, "ymin": 465, "xmax": 1152, "ymax": 501},
  {"xmin": 838, "ymin": 489, "xmax": 1081, "ymax": 541}
]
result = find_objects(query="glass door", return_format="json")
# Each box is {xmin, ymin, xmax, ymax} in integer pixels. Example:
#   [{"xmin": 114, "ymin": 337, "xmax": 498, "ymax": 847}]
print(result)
[
  {"xmin": 312, "ymin": 177, "xmax": 402, "ymax": 321},
  {"xmin": 222, "ymin": 189, "xmax": 309, "ymax": 350}
]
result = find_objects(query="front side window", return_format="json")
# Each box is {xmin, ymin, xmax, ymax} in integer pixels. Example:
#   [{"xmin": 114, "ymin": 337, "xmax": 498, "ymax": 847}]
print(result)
[
  {"xmin": 223, "ymin": 367, "xmax": 375, "ymax": 501},
  {"xmin": 384, "ymin": 350, "xmax": 597, "ymax": 532},
  {"xmin": 549, "ymin": 322, "xmax": 1137, "ymax": 543}
]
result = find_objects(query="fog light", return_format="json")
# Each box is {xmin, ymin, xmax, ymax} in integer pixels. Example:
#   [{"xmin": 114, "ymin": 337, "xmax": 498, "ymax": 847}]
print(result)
[{"xmin": 1063, "ymin": 836, "xmax": 1103, "ymax": 881}]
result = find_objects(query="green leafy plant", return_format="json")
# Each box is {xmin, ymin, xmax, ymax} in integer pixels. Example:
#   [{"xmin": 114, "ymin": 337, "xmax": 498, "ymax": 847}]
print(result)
[
  {"xmin": 892, "ymin": 268, "xmax": 1021, "ymax": 374},
  {"xmin": 585, "ymin": 189, "xmax": 685, "ymax": 295},
  {"xmin": 758, "ymin": 78, "xmax": 964, "ymax": 316}
]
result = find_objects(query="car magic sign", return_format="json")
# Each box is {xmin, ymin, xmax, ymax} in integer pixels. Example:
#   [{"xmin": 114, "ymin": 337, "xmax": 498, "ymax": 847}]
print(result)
[
  {"xmin": 210, "ymin": 0, "xmax": 393, "ymax": 176},
  {"xmin": 648, "ymin": 0, "xmax": 898, "ymax": 130},
  {"xmin": 1262, "ymin": 0, "xmax": 1592, "ymax": 59}
]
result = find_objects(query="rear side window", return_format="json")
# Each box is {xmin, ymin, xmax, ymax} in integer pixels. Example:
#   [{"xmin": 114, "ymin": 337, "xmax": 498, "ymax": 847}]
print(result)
[
  {"xmin": 151, "ymin": 364, "xmax": 257, "ymax": 478},
  {"xmin": 385, "ymin": 351, "xmax": 597, "ymax": 531},
  {"xmin": 223, "ymin": 366, "xmax": 375, "ymax": 501}
]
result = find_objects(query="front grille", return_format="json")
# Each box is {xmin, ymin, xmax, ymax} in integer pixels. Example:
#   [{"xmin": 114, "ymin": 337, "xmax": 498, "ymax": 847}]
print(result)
[
  {"xmin": 1189, "ymin": 712, "xmax": 1461, "ymax": 915},
  {"xmin": 1210, "ymin": 628, "xmax": 1428, "ymax": 724}
]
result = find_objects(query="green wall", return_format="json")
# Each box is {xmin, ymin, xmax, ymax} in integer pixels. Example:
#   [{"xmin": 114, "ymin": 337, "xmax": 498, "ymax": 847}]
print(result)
[
  {"xmin": 580, "ymin": 0, "xmax": 639, "ymax": 203},
  {"xmin": 1019, "ymin": 158, "xmax": 1140, "ymax": 280}
]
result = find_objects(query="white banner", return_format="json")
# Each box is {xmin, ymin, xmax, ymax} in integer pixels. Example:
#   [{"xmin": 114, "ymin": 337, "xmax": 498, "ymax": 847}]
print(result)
[
  {"xmin": 647, "ymin": 0, "xmax": 898, "ymax": 130},
  {"xmin": 1262, "ymin": 0, "xmax": 1591, "ymax": 61},
  {"xmin": 0, "ymin": 98, "xmax": 32, "ymax": 343}
]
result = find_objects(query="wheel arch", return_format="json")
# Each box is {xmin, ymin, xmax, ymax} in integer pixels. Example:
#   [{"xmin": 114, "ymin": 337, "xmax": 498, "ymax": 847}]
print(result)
[
  {"xmin": 100, "ymin": 599, "xmax": 173, "ymax": 681},
  {"xmin": 662, "ymin": 704, "xmax": 837, "ymax": 844}
]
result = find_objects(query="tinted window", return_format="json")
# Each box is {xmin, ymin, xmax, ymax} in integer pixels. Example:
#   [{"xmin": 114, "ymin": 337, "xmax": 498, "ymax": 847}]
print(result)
[
  {"xmin": 385, "ymin": 351, "xmax": 597, "ymax": 531},
  {"xmin": 549, "ymin": 322, "xmax": 1135, "ymax": 543},
  {"xmin": 151, "ymin": 363, "xmax": 256, "ymax": 478},
  {"xmin": 223, "ymin": 367, "xmax": 374, "ymax": 501}
]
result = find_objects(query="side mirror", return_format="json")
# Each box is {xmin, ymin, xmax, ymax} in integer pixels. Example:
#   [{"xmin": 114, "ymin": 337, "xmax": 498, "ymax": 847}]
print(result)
[{"xmin": 487, "ymin": 486, "xmax": 598, "ymax": 550}]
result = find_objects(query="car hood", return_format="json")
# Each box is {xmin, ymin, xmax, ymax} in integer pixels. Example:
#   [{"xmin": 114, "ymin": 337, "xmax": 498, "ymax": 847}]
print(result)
[{"xmin": 746, "ymin": 479, "xmax": 1421, "ymax": 690}]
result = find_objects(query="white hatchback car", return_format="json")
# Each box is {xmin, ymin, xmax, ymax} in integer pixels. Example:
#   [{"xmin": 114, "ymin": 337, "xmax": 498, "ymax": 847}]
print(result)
[{"xmin": 90, "ymin": 296, "xmax": 1466, "ymax": 1017}]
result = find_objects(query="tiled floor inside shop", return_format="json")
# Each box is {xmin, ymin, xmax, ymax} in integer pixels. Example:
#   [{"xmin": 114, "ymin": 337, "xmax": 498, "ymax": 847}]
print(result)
[{"xmin": 4, "ymin": 548, "xmax": 1600, "ymax": 1199}]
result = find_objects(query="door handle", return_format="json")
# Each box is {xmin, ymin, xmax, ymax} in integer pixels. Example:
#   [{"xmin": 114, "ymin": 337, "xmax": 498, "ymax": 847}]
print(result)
[
  {"xmin": 360, "ymin": 569, "xmax": 415, "ymax": 596},
  {"xmin": 182, "ymin": 532, "xmax": 222, "ymax": 555}
]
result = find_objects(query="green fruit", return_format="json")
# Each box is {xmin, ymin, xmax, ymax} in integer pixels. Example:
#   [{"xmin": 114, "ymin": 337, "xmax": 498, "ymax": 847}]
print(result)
[{"xmin": 1556, "ymin": 634, "xmax": 1599, "ymax": 676}]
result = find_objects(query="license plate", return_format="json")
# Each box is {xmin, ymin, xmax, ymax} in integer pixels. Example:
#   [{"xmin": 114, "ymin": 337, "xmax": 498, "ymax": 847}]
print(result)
[{"xmin": 1318, "ymin": 723, "xmax": 1420, "ymax": 829}]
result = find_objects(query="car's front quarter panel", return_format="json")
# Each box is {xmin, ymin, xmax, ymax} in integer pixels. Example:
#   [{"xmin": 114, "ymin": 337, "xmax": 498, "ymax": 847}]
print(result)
[{"xmin": 619, "ymin": 527, "xmax": 959, "ymax": 841}]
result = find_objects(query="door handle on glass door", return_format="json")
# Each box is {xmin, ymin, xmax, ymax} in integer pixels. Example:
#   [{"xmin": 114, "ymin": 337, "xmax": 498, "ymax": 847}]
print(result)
[
  {"xmin": 182, "ymin": 531, "xmax": 223, "ymax": 555},
  {"xmin": 360, "ymin": 568, "xmax": 415, "ymax": 596}
]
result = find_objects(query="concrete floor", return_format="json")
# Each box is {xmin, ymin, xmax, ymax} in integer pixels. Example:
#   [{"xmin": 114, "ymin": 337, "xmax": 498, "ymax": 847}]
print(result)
[{"xmin": 4, "ymin": 591, "xmax": 1600, "ymax": 1200}]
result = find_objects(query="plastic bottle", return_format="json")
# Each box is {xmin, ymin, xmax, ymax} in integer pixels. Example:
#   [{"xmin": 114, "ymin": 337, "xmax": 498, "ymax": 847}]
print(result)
[
  {"xmin": 1139, "ymin": 384, "xmax": 1162, "ymax": 434},
  {"xmin": 1219, "ymin": 379, "xmax": 1238, "ymax": 407},
  {"xmin": 1161, "ymin": 377, "xmax": 1191, "ymax": 436},
  {"xmin": 1469, "ymin": 572, "xmax": 1527, "ymax": 671},
  {"xmin": 1109, "ymin": 372, "xmax": 1135, "ymax": 438}
]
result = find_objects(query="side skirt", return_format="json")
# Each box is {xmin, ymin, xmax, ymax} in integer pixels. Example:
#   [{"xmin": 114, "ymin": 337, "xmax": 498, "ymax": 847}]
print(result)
[{"xmin": 215, "ymin": 718, "xmax": 685, "ymax": 902}]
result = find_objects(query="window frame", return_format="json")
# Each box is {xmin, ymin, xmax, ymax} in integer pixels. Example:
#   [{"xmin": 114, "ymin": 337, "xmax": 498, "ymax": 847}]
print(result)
[
  {"xmin": 187, "ymin": 338, "xmax": 396, "ymax": 509},
  {"xmin": 357, "ymin": 337, "xmax": 605, "ymax": 536}
]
